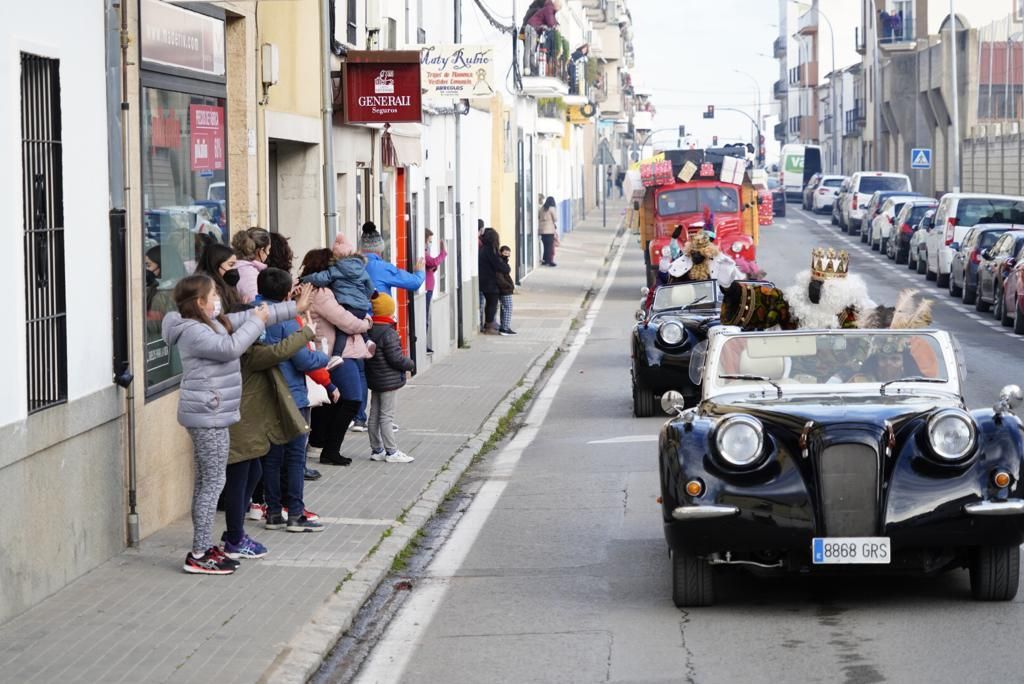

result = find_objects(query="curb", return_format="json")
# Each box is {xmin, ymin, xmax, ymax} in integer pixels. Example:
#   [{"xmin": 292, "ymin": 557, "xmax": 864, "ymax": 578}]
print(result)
[{"xmin": 260, "ymin": 216, "xmax": 627, "ymax": 684}]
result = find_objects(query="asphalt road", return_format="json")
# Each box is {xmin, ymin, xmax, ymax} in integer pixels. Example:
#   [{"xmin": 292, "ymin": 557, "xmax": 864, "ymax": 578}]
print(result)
[{"xmin": 347, "ymin": 207, "xmax": 1024, "ymax": 684}]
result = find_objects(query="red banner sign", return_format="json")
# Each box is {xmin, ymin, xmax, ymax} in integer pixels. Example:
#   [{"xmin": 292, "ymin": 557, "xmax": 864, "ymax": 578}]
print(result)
[
  {"xmin": 190, "ymin": 104, "xmax": 225, "ymax": 171},
  {"xmin": 342, "ymin": 52, "xmax": 422, "ymax": 124}
]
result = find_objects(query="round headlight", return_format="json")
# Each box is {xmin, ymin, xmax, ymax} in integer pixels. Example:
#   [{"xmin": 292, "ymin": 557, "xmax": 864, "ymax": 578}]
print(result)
[
  {"xmin": 659, "ymin": 321, "xmax": 685, "ymax": 346},
  {"xmin": 927, "ymin": 409, "xmax": 976, "ymax": 461},
  {"xmin": 714, "ymin": 415, "xmax": 764, "ymax": 467}
]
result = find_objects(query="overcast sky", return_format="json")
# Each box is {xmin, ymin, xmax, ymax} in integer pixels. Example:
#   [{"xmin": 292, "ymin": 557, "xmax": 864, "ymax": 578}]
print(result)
[{"xmin": 629, "ymin": 0, "xmax": 782, "ymax": 160}]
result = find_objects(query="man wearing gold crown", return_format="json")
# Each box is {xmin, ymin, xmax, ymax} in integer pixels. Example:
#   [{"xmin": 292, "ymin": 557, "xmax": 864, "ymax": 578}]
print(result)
[{"xmin": 714, "ymin": 247, "xmax": 877, "ymax": 330}]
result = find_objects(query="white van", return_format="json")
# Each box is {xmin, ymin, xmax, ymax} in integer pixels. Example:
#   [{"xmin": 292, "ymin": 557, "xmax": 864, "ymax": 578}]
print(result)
[
  {"xmin": 839, "ymin": 171, "xmax": 912, "ymax": 234},
  {"xmin": 924, "ymin": 193, "xmax": 1024, "ymax": 287},
  {"xmin": 779, "ymin": 144, "xmax": 822, "ymax": 202}
]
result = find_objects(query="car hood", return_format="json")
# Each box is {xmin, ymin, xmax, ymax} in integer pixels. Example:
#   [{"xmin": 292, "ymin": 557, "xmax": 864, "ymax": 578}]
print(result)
[{"xmin": 703, "ymin": 393, "xmax": 962, "ymax": 429}]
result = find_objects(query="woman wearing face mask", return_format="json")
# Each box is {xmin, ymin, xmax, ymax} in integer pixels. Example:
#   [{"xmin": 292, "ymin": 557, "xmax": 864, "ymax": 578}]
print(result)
[
  {"xmin": 196, "ymin": 243, "xmax": 243, "ymax": 314},
  {"xmin": 231, "ymin": 227, "xmax": 273, "ymax": 304}
]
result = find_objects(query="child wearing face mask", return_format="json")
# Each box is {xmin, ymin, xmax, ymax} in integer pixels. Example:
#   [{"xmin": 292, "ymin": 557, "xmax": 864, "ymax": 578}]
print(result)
[
  {"xmin": 162, "ymin": 274, "xmax": 306, "ymax": 575},
  {"xmin": 497, "ymin": 245, "xmax": 517, "ymax": 336}
]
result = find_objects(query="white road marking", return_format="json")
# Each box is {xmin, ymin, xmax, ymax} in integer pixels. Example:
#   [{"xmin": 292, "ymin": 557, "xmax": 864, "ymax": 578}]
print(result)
[
  {"xmin": 587, "ymin": 434, "xmax": 660, "ymax": 445},
  {"xmin": 353, "ymin": 225, "xmax": 632, "ymax": 684}
]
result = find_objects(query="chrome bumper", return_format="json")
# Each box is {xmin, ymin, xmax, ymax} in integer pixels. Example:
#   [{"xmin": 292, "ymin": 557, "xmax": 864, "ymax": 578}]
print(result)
[
  {"xmin": 672, "ymin": 504, "xmax": 739, "ymax": 520},
  {"xmin": 963, "ymin": 499, "xmax": 1024, "ymax": 516}
]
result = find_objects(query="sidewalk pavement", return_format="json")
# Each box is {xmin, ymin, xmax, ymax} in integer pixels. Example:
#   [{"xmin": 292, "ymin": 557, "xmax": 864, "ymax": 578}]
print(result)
[{"xmin": 0, "ymin": 199, "xmax": 629, "ymax": 684}]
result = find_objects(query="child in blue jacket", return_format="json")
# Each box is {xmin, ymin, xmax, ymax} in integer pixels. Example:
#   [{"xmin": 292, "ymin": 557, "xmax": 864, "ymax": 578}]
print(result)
[{"xmin": 257, "ymin": 268, "xmax": 330, "ymax": 533}]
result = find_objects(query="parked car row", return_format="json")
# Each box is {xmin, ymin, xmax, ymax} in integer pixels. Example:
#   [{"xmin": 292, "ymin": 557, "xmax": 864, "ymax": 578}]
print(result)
[{"xmin": 805, "ymin": 171, "xmax": 1024, "ymax": 335}]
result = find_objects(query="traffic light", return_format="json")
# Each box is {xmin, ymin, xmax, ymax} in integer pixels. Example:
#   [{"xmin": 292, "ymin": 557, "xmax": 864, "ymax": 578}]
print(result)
[
  {"xmin": 678, "ymin": 125, "xmax": 686, "ymax": 137},
  {"xmin": 712, "ymin": 135, "xmax": 718, "ymax": 146},
  {"xmin": 703, "ymin": 105, "xmax": 715, "ymax": 119}
]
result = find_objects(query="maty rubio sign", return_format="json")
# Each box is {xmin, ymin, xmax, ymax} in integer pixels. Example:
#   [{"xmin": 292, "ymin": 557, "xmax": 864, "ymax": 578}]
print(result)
[
  {"xmin": 420, "ymin": 45, "xmax": 495, "ymax": 100},
  {"xmin": 342, "ymin": 51, "xmax": 422, "ymax": 124}
]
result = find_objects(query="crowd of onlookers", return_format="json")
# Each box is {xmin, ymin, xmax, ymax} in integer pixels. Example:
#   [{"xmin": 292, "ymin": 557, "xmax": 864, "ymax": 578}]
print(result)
[{"xmin": 158, "ymin": 219, "xmax": 523, "ymax": 575}]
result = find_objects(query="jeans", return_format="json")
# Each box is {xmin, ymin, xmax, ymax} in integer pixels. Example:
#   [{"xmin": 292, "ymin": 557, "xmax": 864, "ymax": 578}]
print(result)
[
  {"xmin": 541, "ymin": 234, "xmax": 556, "ymax": 265},
  {"xmin": 262, "ymin": 407, "xmax": 310, "ymax": 518},
  {"xmin": 368, "ymin": 390, "xmax": 400, "ymax": 453},
  {"xmin": 222, "ymin": 459, "xmax": 262, "ymax": 545},
  {"xmin": 355, "ymin": 357, "xmax": 368, "ymax": 423}
]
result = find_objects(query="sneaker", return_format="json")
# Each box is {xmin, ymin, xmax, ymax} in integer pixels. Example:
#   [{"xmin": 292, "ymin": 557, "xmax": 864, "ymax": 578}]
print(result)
[
  {"xmin": 265, "ymin": 513, "xmax": 287, "ymax": 530},
  {"xmin": 247, "ymin": 503, "xmax": 267, "ymax": 522},
  {"xmin": 349, "ymin": 421, "xmax": 368, "ymax": 433},
  {"xmin": 320, "ymin": 453, "xmax": 353, "ymax": 466},
  {"xmin": 370, "ymin": 450, "xmax": 386, "ymax": 461},
  {"xmin": 286, "ymin": 515, "xmax": 325, "ymax": 533},
  {"xmin": 183, "ymin": 548, "xmax": 235, "ymax": 575},
  {"xmin": 209, "ymin": 546, "xmax": 241, "ymax": 569},
  {"xmin": 223, "ymin": 535, "xmax": 268, "ymax": 560},
  {"xmin": 304, "ymin": 467, "xmax": 322, "ymax": 481},
  {"xmin": 284, "ymin": 507, "xmax": 319, "ymax": 522},
  {"xmin": 499, "ymin": 328, "xmax": 517, "ymax": 336},
  {"xmin": 384, "ymin": 450, "xmax": 415, "ymax": 464}
]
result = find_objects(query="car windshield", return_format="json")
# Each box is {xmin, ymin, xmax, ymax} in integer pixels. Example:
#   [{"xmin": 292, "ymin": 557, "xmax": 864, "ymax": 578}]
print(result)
[
  {"xmin": 955, "ymin": 199, "xmax": 1024, "ymax": 227},
  {"xmin": 860, "ymin": 177, "xmax": 910, "ymax": 194},
  {"xmin": 978, "ymin": 229, "xmax": 1008, "ymax": 249},
  {"xmin": 708, "ymin": 332, "xmax": 951, "ymax": 395},
  {"xmin": 908, "ymin": 205, "xmax": 936, "ymax": 224},
  {"xmin": 657, "ymin": 187, "xmax": 740, "ymax": 216},
  {"xmin": 822, "ymin": 178, "xmax": 842, "ymax": 188},
  {"xmin": 652, "ymin": 281, "xmax": 718, "ymax": 311}
]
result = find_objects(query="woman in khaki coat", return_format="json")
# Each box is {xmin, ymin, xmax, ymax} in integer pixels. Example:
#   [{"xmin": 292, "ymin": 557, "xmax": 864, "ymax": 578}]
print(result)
[{"xmin": 538, "ymin": 196, "xmax": 560, "ymax": 266}]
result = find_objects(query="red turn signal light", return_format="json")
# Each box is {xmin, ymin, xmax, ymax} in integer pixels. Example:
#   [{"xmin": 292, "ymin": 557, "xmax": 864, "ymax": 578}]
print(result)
[
  {"xmin": 994, "ymin": 471, "xmax": 1012, "ymax": 488},
  {"xmin": 685, "ymin": 480, "xmax": 704, "ymax": 497}
]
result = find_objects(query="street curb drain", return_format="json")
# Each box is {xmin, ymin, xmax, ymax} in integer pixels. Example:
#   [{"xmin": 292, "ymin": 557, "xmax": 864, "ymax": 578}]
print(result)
[{"xmin": 260, "ymin": 223, "xmax": 627, "ymax": 684}]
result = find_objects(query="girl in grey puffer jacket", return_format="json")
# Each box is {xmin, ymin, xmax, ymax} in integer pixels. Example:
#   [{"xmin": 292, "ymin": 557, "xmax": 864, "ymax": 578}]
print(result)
[{"xmin": 161, "ymin": 274, "xmax": 307, "ymax": 575}]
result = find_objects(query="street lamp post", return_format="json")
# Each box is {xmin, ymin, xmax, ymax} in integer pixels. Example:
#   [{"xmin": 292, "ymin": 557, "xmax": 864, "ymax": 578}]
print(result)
[
  {"xmin": 733, "ymin": 69, "xmax": 763, "ymax": 163},
  {"xmin": 949, "ymin": 0, "xmax": 961, "ymax": 192},
  {"xmin": 790, "ymin": 1, "xmax": 838, "ymax": 173}
]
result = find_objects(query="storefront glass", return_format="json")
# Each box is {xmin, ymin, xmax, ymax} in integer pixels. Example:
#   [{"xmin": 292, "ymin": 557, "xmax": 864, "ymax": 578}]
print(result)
[{"xmin": 141, "ymin": 87, "xmax": 229, "ymax": 393}]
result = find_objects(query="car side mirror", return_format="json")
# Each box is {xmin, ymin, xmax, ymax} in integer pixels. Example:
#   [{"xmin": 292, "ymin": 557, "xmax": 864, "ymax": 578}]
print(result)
[
  {"xmin": 633, "ymin": 200, "xmax": 640, "ymax": 211},
  {"xmin": 982, "ymin": 250, "xmax": 993, "ymax": 260},
  {"xmin": 995, "ymin": 384, "xmax": 1024, "ymax": 415},
  {"xmin": 636, "ymin": 309, "xmax": 647, "ymax": 321},
  {"xmin": 951, "ymin": 242, "xmax": 960, "ymax": 251},
  {"xmin": 660, "ymin": 390, "xmax": 686, "ymax": 415}
]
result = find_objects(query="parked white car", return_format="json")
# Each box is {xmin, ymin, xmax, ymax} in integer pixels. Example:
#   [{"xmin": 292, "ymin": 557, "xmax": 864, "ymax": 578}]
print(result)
[
  {"xmin": 869, "ymin": 195, "xmax": 922, "ymax": 253},
  {"xmin": 910, "ymin": 209, "xmax": 937, "ymax": 274},
  {"xmin": 925, "ymin": 194, "xmax": 1024, "ymax": 287},
  {"xmin": 810, "ymin": 175, "xmax": 845, "ymax": 213},
  {"xmin": 840, "ymin": 171, "xmax": 912, "ymax": 234}
]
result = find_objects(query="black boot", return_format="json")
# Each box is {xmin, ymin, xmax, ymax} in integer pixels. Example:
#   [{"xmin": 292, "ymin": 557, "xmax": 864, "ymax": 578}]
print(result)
[{"xmin": 319, "ymin": 400, "xmax": 361, "ymax": 465}]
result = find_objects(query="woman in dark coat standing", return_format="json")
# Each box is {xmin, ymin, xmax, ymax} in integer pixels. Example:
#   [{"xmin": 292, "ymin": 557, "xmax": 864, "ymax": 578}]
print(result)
[{"xmin": 478, "ymin": 227, "xmax": 510, "ymax": 335}]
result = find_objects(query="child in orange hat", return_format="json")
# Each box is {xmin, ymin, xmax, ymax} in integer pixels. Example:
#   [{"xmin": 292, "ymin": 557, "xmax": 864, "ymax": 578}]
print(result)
[{"xmin": 364, "ymin": 293, "xmax": 416, "ymax": 463}]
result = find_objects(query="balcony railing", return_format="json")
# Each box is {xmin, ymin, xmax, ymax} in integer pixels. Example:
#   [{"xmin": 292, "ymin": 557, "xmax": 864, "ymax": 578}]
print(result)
[
  {"xmin": 773, "ymin": 79, "xmax": 787, "ymax": 99},
  {"xmin": 773, "ymin": 35, "xmax": 786, "ymax": 58},
  {"xmin": 521, "ymin": 28, "xmax": 572, "ymax": 96},
  {"xmin": 878, "ymin": 11, "xmax": 915, "ymax": 46},
  {"xmin": 774, "ymin": 121, "xmax": 787, "ymax": 142},
  {"xmin": 537, "ymin": 99, "xmax": 563, "ymax": 120}
]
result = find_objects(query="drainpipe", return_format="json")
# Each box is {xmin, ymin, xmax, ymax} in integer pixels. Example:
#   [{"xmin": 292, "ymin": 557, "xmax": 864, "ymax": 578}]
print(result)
[
  {"xmin": 320, "ymin": 0, "xmax": 339, "ymax": 241},
  {"xmin": 454, "ymin": 0, "xmax": 465, "ymax": 346},
  {"xmin": 115, "ymin": 0, "xmax": 140, "ymax": 547}
]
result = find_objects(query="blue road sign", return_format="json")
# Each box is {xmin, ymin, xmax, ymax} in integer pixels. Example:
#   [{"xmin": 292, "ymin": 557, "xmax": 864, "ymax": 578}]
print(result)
[{"xmin": 911, "ymin": 148, "xmax": 932, "ymax": 169}]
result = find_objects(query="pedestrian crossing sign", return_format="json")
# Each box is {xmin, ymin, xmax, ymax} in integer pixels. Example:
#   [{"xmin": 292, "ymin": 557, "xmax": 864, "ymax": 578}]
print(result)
[{"xmin": 911, "ymin": 148, "xmax": 932, "ymax": 169}]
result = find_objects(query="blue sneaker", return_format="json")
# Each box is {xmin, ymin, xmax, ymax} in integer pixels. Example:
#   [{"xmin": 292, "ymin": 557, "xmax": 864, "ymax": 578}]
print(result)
[{"xmin": 223, "ymin": 535, "xmax": 268, "ymax": 560}]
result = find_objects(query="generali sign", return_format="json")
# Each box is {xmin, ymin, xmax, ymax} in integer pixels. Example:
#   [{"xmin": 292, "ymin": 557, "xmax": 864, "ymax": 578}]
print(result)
[{"xmin": 341, "ymin": 51, "xmax": 422, "ymax": 124}]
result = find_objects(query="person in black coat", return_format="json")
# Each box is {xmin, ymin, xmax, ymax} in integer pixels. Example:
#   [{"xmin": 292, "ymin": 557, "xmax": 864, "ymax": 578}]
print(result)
[
  {"xmin": 478, "ymin": 228, "xmax": 510, "ymax": 335},
  {"xmin": 365, "ymin": 293, "xmax": 416, "ymax": 463}
]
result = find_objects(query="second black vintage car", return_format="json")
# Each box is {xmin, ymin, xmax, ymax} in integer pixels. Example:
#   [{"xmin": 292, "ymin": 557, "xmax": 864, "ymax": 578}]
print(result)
[
  {"xmin": 631, "ymin": 280, "xmax": 722, "ymax": 417},
  {"xmin": 658, "ymin": 328, "xmax": 1024, "ymax": 607}
]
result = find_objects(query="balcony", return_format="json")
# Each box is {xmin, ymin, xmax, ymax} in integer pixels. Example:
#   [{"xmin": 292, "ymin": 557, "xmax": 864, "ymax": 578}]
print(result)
[
  {"xmin": 788, "ymin": 62, "xmax": 818, "ymax": 88},
  {"xmin": 855, "ymin": 26, "xmax": 867, "ymax": 55},
  {"xmin": 789, "ymin": 115, "xmax": 817, "ymax": 142},
  {"xmin": 773, "ymin": 35, "xmax": 786, "ymax": 58},
  {"xmin": 773, "ymin": 79, "xmax": 787, "ymax": 100},
  {"xmin": 774, "ymin": 121, "xmax": 787, "ymax": 143},
  {"xmin": 536, "ymin": 98, "xmax": 565, "ymax": 136},
  {"xmin": 843, "ymin": 100, "xmax": 866, "ymax": 136},
  {"xmin": 878, "ymin": 11, "xmax": 916, "ymax": 49},
  {"xmin": 798, "ymin": 8, "xmax": 818, "ymax": 36},
  {"xmin": 521, "ymin": 29, "xmax": 570, "ymax": 98}
]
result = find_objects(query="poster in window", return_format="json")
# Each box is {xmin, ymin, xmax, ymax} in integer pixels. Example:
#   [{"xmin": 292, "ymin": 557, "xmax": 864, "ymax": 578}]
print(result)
[{"xmin": 190, "ymin": 104, "xmax": 225, "ymax": 172}]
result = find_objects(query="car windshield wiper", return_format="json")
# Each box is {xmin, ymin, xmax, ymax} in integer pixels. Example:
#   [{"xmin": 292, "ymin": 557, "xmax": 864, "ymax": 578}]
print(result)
[
  {"xmin": 718, "ymin": 374, "xmax": 783, "ymax": 398},
  {"xmin": 686, "ymin": 295, "xmax": 710, "ymax": 307},
  {"xmin": 879, "ymin": 376, "xmax": 947, "ymax": 396}
]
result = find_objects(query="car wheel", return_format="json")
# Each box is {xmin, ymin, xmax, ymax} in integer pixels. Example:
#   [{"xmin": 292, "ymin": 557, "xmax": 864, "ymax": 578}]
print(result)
[
  {"xmin": 896, "ymin": 247, "xmax": 909, "ymax": 265},
  {"xmin": 949, "ymin": 272, "xmax": 963, "ymax": 297},
  {"xmin": 997, "ymin": 287, "xmax": 1012, "ymax": 326},
  {"xmin": 860, "ymin": 228, "xmax": 869, "ymax": 243},
  {"xmin": 831, "ymin": 213, "xmax": 838, "ymax": 226},
  {"xmin": 962, "ymin": 281, "xmax": 977, "ymax": 305},
  {"xmin": 883, "ymin": 238, "xmax": 892, "ymax": 258},
  {"xmin": 975, "ymin": 284, "xmax": 990, "ymax": 311},
  {"xmin": 1015, "ymin": 297, "xmax": 1024, "ymax": 334},
  {"xmin": 671, "ymin": 547, "xmax": 714, "ymax": 607},
  {"xmin": 969, "ymin": 545, "xmax": 1020, "ymax": 601},
  {"xmin": 632, "ymin": 377, "xmax": 656, "ymax": 418},
  {"xmin": 936, "ymin": 271, "xmax": 949, "ymax": 287},
  {"xmin": 917, "ymin": 254, "xmax": 928, "ymax": 275}
]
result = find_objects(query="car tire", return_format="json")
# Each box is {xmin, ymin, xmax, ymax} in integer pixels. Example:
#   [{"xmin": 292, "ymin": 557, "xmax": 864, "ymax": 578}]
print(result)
[
  {"xmin": 962, "ymin": 281, "xmax": 977, "ymax": 305},
  {"xmin": 831, "ymin": 213, "xmax": 838, "ymax": 226},
  {"xmin": 860, "ymin": 229, "xmax": 869, "ymax": 243},
  {"xmin": 997, "ymin": 287, "xmax": 1012, "ymax": 326},
  {"xmin": 671, "ymin": 547, "xmax": 714, "ymax": 607},
  {"xmin": 917, "ymin": 255, "xmax": 928, "ymax": 275},
  {"xmin": 882, "ymin": 238, "xmax": 891, "ymax": 257},
  {"xmin": 896, "ymin": 247, "xmax": 909, "ymax": 265},
  {"xmin": 1015, "ymin": 297, "xmax": 1024, "ymax": 334},
  {"xmin": 632, "ymin": 378, "xmax": 656, "ymax": 418},
  {"xmin": 949, "ymin": 272, "xmax": 963, "ymax": 297},
  {"xmin": 936, "ymin": 272, "xmax": 949, "ymax": 287},
  {"xmin": 975, "ymin": 285, "xmax": 990, "ymax": 311},
  {"xmin": 969, "ymin": 545, "xmax": 1020, "ymax": 601}
]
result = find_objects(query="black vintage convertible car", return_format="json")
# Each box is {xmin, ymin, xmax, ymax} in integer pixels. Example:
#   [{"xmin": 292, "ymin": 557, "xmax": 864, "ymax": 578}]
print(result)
[
  {"xmin": 659, "ymin": 328, "xmax": 1024, "ymax": 606},
  {"xmin": 631, "ymin": 281, "xmax": 722, "ymax": 417}
]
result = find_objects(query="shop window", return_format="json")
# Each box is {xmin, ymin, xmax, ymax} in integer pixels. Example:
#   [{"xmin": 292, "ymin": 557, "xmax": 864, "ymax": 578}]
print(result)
[
  {"xmin": 141, "ymin": 87, "xmax": 229, "ymax": 394},
  {"xmin": 21, "ymin": 53, "xmax": 67, "ymax": 414}
]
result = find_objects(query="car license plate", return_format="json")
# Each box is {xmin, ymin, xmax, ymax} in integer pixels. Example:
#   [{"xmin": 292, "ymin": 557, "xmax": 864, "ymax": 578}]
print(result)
[{"xmin": 812, "ymin": 537, "xmax": 891, "ymax": 565}]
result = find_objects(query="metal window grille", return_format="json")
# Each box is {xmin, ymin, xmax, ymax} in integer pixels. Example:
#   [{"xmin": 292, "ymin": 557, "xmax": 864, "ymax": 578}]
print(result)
[
  {"xmin": 21, "ymin": 53, "xmax": 67, "ymax": 414},
  {"xmin": 347, "ymin": 0, "xmax": 357, "ymax": 44}
]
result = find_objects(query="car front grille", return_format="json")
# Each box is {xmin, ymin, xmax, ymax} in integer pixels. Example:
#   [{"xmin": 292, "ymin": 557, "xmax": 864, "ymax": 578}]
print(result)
[{"xmin": 818, "ymin": 443, "xmax": 879, "ymax": 537}]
